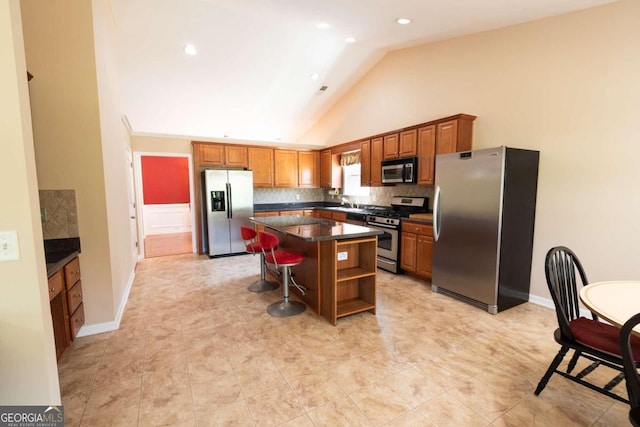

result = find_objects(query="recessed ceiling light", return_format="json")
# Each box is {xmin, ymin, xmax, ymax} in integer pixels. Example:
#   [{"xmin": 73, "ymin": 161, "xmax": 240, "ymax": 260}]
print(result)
[
  {"xmin": 309, "ymin": 73, "xmax": 320, "ymax": 80},
  {"xmin": 184, "ymin": 44, "xmax": 197, "ymax": 55},
  {"xmin": 344, "ymin": 37, "xmax": 356, "ymax": 43},
  {"xmin": 316, "ymin": 22, "xmax": 330, "ymax": 29},
  {"xmin": 396, "ymin": 18, "xmax": 411, "ymax": 25}
]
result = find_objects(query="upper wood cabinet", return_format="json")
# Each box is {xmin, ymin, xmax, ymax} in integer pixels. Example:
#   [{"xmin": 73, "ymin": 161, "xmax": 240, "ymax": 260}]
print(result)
[
  {"xmin": 383, "ymin": 130, "xmax": 417, "ymax": 160},
  {"xmin": 360, "ymin": 139, "xmax": 371, "ymax": 187},
  {"xmin": 225, "ymin": 145, "xmax": 248, "ymax": 167},
  {"xmin": 320, "ymin": 149, "xmax": 342, "ymax": 188},
  {"xmin": 436, "ymin": 117, "xmax": 474, "ymax": 155},
  {"xmin": 198, "ymin": 144, "xmax": 248, "ymax": 167},
  {"xmin": 360, "ymin": 137, "xmax": 383, "ymax": 187},
  {"xmin": 399, "ymin": 129, "xmax": 418, "ymax": 158},
  {"xmin": 417, "ymin": 125, "xmax": 436, "ymax": 185},
  {"xmin": 383, "ymin": 133, "xmax": 399, "ymax": 160},
  {"xmin": 416, "ymin": 115, "xmax": 475, "ymax": 185},
  {"xmin": 274, "ymin": 149, "xmax": 298, "ymax": 187},
  {"xmin": 200, "ymin": 144, "xmax": 224, "ymax": 165},
  {"xmin": 370, "ymin": 137, "xmax": 383, "ymax": 186},
  {"xmin": 248, "ymin": 147, "xmax": 274, "ymax": 187},
  {"xmin": 298, "ymin": 151, "xmax": 319, "ymax": 188}
]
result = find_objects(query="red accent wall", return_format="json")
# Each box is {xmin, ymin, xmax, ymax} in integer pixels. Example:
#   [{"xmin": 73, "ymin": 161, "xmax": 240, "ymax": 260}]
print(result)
[{"xmin": 141, "ymin": 156, "xmax": 190, "ymax": 204}]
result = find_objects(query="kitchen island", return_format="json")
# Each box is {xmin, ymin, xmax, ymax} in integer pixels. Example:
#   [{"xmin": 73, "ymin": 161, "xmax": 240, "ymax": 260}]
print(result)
[{"xmin": 250, "ymin": 215, "xmax": 382, "ymax": 325}]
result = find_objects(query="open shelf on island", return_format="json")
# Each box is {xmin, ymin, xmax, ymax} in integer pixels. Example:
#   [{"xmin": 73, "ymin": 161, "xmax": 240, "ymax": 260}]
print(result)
[
  {"xmin": 337, "ymin": 298, "xmax": 376, "ymax": 318},
  {"xmin": 337, "ymin": 266, "xmax": 375, "ymax": 282},
  {"xmin": 321, "ymin": 237, "xmax": 378, "ymax": 325}
]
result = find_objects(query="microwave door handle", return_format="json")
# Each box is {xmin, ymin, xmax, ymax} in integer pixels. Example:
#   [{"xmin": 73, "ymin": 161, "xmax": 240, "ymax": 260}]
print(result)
[{"xmin": 401, "ymin": 164, "xmax": 407, "ymax": 182}]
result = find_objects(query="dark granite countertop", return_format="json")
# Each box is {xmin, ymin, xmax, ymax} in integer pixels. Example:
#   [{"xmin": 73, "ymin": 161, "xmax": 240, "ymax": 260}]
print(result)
[
  {"xmin": 44, "ymin": 238, "xmax": 81, "ymax": 278},
  {"xmin": 250, "ymin": 216, "xmax": 382, "ymax": 242},
  {"xmin": 402, "ymin": 216, "xmax": 434, "ymax": 225},
  {"xmin": 253, "ymin": 202, "xmax": 342, "ymax": 212}
]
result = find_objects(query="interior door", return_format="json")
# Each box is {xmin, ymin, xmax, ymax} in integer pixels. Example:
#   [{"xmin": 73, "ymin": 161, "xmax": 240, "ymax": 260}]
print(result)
[{"xmin": 125, "ymin": 147, "xmax": 138, "ymax": 264}]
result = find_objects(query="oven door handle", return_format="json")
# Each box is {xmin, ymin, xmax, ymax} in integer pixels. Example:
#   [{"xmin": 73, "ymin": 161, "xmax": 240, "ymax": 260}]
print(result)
[{"xmin": 367, "ymin": 222, "xmax": 397, "ymax": 230}]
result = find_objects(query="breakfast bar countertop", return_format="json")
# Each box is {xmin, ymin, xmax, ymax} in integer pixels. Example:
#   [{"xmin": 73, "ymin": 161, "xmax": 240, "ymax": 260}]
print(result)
[{"xmin": 250, "ymin": 215, "xmax": 382, "ymax": 242}]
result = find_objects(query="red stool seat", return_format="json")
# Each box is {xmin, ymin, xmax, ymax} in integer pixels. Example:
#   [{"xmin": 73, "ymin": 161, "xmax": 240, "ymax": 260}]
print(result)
[
  {"xmin": 240, "ymin": 225, "xmax": 278, "ymax": 292},
  {"xmin": 259, "ymin": 231, "xmax": 306, "ymax": 317},
  {"xmin": 265, "ymin": 249, "xmax": 304, "ymax": 266}
]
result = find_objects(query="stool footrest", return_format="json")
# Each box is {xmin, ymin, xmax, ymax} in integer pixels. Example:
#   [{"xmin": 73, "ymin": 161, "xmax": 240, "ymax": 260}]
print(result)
[{"xmin": 289, "ymin": 272, "xmax": 307, "ymax": 295}]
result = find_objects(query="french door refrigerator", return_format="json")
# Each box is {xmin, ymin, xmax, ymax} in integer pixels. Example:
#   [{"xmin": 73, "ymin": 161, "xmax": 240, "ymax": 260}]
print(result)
[
  {"xmin": 203, "ymin": 169, "xmax": 253, "ymax": 256},
  {"xmin": 432, "ymin": 146, "xmax": 539, "ymax": 314}
]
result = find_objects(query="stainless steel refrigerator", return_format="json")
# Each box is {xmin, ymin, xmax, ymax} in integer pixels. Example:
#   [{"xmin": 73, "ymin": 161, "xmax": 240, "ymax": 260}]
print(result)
[
  {"xmin": 432, "ymin": 146, "xmax": 539, "ymax": 314},
  {"xmin": 202, "ymin": 169, "xmax": 254, "ymax": 257}
]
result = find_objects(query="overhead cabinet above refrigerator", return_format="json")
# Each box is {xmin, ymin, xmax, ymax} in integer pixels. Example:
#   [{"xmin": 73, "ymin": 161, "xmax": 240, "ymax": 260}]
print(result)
[
  {"xmin": 432, "ymin": 146, "xmax": 539, "ymax": 314},
  {"xmin": 202, "ymin": 169, "xmax": 253, "ymax": 257}
]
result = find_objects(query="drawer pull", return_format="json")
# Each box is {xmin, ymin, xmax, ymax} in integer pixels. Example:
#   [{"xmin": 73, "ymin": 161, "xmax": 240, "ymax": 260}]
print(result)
[{"xmin": 49, "ymin": 287, "xmax": 56, "ymax": 292}]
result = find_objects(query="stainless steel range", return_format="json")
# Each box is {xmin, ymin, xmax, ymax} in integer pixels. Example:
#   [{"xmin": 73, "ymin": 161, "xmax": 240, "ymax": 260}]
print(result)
[{"xmin": 365, "ymin": 196, "xmax": 428, "ymax": 273}]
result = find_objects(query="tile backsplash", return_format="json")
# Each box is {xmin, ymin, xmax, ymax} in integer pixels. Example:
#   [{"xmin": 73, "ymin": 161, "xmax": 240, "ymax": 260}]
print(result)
[
  {"xmin": 39, "ymin": 190, "xmax": 79, "ymax": 239},
  {"xmin": 254, "ymin": 188, "xmax": 325, "ymax": 204},
  {"xmin": 254, "ymin": 185, "xmax": 434, "ymax": 209}
]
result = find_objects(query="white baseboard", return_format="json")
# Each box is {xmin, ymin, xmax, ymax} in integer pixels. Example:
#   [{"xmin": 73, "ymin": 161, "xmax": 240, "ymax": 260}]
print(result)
[
  {"xmin": 75, "ymin": 268, "xmax": 135, "ymax": 337},
  {"xmin": 529, "ymin": 294, "xmax": 592, "ymax": 318}
]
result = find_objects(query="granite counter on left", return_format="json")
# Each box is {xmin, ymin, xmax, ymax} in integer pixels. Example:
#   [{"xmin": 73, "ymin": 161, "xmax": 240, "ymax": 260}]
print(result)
[{"xmin": 44, "ymin": 237, "xmax": 81, "ymax": 278}]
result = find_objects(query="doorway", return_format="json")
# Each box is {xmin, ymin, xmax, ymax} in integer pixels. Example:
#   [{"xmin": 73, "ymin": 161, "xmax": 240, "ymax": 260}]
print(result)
[{"xmin": 133, "ymin": 152, "xmax": 196, "ymax": 258}]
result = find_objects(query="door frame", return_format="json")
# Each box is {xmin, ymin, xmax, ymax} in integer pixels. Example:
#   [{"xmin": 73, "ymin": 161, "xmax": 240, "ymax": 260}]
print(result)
[{"xmin": 133, "ymin": 151, "xmax": 196, "ymax": 259}]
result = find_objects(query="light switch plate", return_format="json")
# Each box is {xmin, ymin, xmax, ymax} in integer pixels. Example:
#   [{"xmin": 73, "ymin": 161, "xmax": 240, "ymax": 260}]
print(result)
[
  {"xmin": 337, "ymin": 251, "xmax": 348, "ymax": 261},
  {"xmin": 0, "ymin": 231, "xmax": 20, "ymax": 261}
]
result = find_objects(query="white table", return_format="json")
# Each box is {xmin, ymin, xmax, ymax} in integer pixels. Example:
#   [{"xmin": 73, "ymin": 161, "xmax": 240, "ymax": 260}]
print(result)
[{"xmin": 579, "ymin": 281, "xmax": 640, "ymax": 331}]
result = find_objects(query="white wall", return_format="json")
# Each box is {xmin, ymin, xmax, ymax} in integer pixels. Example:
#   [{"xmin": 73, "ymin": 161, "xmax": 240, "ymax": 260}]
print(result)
[
  {"xmin": 92, "ymin": 0, "xmax": 135, "ymax": 327},
  {"xmin": 22, "ymin": 0, "xmax": 135, "ymax": 332},
  {"xmin": 21, "ymin": 0, "xmax": 116, "ymax": 325},
  {"xmin": 0, "ymin": 0, "xmax": 60, "ymax": 404},
  {"xmin": 300, "ymin": 0, "xmax": 640, "ymax": 300}
]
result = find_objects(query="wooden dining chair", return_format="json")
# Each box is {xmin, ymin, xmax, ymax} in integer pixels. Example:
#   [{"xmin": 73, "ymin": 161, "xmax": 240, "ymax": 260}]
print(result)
[
  {"xmin": 534, "ymin": 246, "xmax": 640, "ymax": 403},
  {"xmin": 619, "ymin": 312, "xmax": 640, "ymax": 426}
]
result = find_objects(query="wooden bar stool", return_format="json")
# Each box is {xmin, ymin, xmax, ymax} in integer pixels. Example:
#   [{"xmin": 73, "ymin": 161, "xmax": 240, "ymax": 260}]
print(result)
[
  {"xmin": 258, "ymin": 231, "xmax": 306, "ymax": 317},
  {"xmin": 240, "ymin": 226, "xmax": 279, "ymax": 292}
]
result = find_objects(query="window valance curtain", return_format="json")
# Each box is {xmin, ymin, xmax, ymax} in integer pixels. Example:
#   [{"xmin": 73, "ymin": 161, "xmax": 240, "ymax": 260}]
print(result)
[{"xmin": 340, "ymin": 151, "xmax": 360, "ymax": 166}]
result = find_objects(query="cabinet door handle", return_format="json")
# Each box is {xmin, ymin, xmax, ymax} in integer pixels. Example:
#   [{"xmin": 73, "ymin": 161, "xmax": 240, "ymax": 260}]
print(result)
[{"xmin": 49, "ymin": 287, "xmax": 56, "ymax": 292}]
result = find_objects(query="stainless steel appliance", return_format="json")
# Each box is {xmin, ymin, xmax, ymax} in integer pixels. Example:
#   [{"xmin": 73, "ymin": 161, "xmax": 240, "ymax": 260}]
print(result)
[
  {"xmin": 381, "ymin": 157, "xmax": 417, "ymax": 184},
  {"xmin": 203, "ymin": 169, "xmax": 254, "ymax": 256},
  {"xmin": 432, "ymin": 146, "xmax": 539, "ymax": 314},
  {"xmin": 366, "ymin": 196, "xmax": 428, "ymax": 273}
]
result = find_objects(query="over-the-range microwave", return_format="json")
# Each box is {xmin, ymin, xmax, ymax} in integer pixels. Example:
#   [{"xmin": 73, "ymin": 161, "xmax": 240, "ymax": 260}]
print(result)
[{"xmin": 381, "ymin": 157, "xmax": 417, "ymax": 184}]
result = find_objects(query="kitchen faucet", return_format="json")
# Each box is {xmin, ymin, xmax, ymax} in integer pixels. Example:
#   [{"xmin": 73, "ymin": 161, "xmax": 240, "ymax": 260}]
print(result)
[{"xmin": 341, "ymin": 197, "xmax": 359, "ymax": 209}]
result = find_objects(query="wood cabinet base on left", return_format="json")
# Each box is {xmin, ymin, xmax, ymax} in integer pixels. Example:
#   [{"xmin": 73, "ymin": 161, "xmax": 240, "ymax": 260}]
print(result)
[{"xmin": 48, "ymin": 256, "xmax": 84, "ymax": 360}]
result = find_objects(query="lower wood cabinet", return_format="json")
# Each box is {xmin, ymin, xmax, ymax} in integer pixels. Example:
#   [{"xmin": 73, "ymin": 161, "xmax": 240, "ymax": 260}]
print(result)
[
  {"xmin": 400, "ymin": 221, "xmax": 433, "ymax": 279},
  {"xmin": 279, "ymin": 210, "xmax": 304, "ymax": 216},
  {"xmin": 48, "ymin": 271, "xmax": 68, "ymax": 360},
  {"xmin": 48, "ymin": 255, "xmax": 84, "ymax": 360}
]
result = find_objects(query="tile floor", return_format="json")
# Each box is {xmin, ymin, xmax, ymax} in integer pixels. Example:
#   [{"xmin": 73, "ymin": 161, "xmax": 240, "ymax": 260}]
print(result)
[{"xmin": 57, "ymin": 254, "xmax": 632, "ymax": 426}]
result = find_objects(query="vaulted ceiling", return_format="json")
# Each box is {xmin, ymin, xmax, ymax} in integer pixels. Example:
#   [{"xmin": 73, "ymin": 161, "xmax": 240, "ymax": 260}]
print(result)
[{"xmin": 110, "ymin": 0, "xmax": 615, "ymax": 146}]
